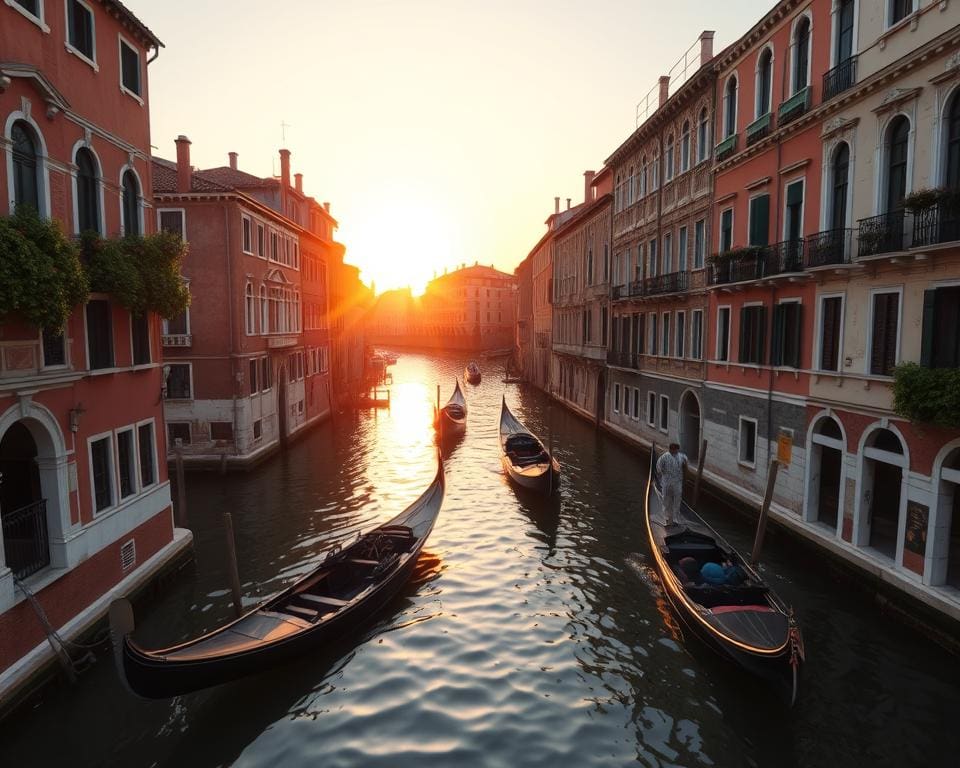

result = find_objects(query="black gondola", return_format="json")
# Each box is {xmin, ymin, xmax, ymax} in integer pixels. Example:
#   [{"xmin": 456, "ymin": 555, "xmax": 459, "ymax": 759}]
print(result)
[
  {"xmin": 464, "ymin": 361, "xmax": 481, "ymax": 385},
  {"xmin": 644, "ymin": 447, "xmax": 804, "ymax": 704},
  {"xmin": 436, "ymin": 379, "xmax": 467, "ymax": 438},
  {"xmin": 110, "ymin": 456, "xmax": 445, "ymax": 699},
  {"xmin": 498, "ymin": 396, "xmax": 559, "ymax": 495}
]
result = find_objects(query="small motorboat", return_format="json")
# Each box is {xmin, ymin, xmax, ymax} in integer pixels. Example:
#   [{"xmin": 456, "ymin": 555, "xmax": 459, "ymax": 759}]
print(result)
[
  {"xmin": 498, "ymin": 396, "xmax": 559, "ymax": 495},
  {"xmin": 110, "ymin": 455, "xmax": 445, "ymax": 699},
  {"xmin": 464, "ymin": 361, "xmax": 481, "ymax": 385},
  {"xmin": 436, "ymin": 379, "xmax": 467, "ymax": 438},
  {"xmin": 644, "ymin": 446, "xmax": 804, "ymax": 705}
]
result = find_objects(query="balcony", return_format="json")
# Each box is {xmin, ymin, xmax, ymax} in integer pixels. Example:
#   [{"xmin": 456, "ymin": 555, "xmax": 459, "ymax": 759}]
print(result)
[
  {"xmin": 628, "ymin": 280, "xmax": 645, "ymax": 297},
  {"xmin": 612, "ymin": 285, "xmax": 625, "ymax": 300},
  {"xmin": 161, "ymin": 333, "xmax": 192, "ymax": 347},
  {"xmin": 644, "ymin": 270, "xmax": 689, "ymax": 296},
  {"xmin": 607, "ymin": 350, "xmax": 638, "ymax": 369},
  {"xmin": 745, "ymin": 113, "xmax": 772, "ymax": 147},
  {"xmin": 912, "ymin": 201, "xmax": 960, "ymax": 249},
  {"xmin": 715, "ymin": 133, "xmax": 738, "ymax": 162},
  {"xmin": 806, "ymin": 228, "xmax": 852, "ymax": 268},
  {"xmin": 2, "ymin": 499, "xmax": 50, "ymax": 580},
  {"xmin": 707, "ymin": 240, "xmax": 806, "ymax": 286},
  {"xmin": 823, "ymin": 55, "xmax": 857, "ymax": 101},
  {"xmin": 778, "ymin": 86, "xmax": 811, "ymax": 126},
  {"xmin": 857, "ymin": 210, "xmax": 907, "ymax": 258}
]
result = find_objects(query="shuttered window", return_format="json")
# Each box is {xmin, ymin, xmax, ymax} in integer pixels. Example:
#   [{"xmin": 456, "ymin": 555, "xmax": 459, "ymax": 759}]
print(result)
[
  {"xmin": 870, "ymin": 292, "xmax": 900, "ymax": 375},
  {"xmin": 921, "ymin": 287, "xmax": 960, "ymax": 369},
  {"xmin": 886, "ymin": 117, "xmax": 909, "ymax": 213},
  {"xmin": 720, "ymin": 209, "xmax": 733, "ymax": 252},
  {"xmin": 819, "ymin": 297, "xmax": 843, "ymax": 371},
  {"xmin": 717, "ymin": 307, "xmax": 730, "ymax": 361},
  {"xmin": 771, "ymin": 303, "xmax": 802, "ymax": 367},
  {"xmin": 739, "ymin": 305, "xmax": 767, "ymax": 365},
  {"xmin": 749, "ymin": 195, "xmax": 770, "ymax": 247},
  {"xmin": 637, "ymin": 314, "xmax": 646, "ymax": 355}
]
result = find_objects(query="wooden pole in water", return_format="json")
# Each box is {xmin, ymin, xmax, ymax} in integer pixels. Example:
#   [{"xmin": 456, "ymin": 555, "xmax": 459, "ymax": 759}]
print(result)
[
  {"xmin": 223, "ymin": 512, "xmax": 244, "ymax": 618},
  {"xmin": 751, "ymin": 458, "xmax": 780, "ymax": 566},
  {"xmin": 692, "ymin": 438, "xmax": 708, "ymax": 507},
  {"xmin": 174, "ymin": 438, "xmax": 187, "ymax": 528}
]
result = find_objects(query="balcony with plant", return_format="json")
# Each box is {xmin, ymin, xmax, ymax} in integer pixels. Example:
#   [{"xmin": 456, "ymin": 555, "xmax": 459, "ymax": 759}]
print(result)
[{"xmin": 893, "ymin": 362, "xmax": 960, "ymax": 429}]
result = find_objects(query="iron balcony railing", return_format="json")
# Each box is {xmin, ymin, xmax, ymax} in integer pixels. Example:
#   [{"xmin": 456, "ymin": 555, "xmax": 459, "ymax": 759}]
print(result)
[
  {"xmin": 857, "ymin": 210, "xmax": 908, "ymax": 257},
  {"xmin": 806, "ymin": 228, "xmax": 853, "ymax": 267},
  {"xmin": 912, "ymin": 201, "xmax": 960, "ymax": 249},
  {"xmin": 823, "ymin": 55, "xmax": 857, "ymax": 101},
  {"xmin": 612, "ymin": 285, "xmax": 624, "ymax": 300},
  {"xmin": 778, "ymin": 85, "xmax": 812, "ymax": 125},
  {"xmin": 715, "ymin": 133, "xmax": 738, "ymax": 162},
  {"xmin": 2, "ymin": 499, "xmax": 50, "ymax": 580},
  {"xmin": 644, "ymin": 270, "xmax": 689, "ymax": 295},
  {"xmin": 707, "ymin": 240, "xmax": 806, "ymax": 285},
  {"xmin": 628, "ymin": 279, "xmax": 645, "ymax": 297},
  {"xmin": 607, "ymin": 350, "xmax": 638, "ymax": 369},
  {"xmin": 746, "ymin": 113, "xmax": 772, "ymax": 147}
]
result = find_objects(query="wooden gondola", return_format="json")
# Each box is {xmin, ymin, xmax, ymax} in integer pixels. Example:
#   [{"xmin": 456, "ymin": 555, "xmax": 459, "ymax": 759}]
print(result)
[
  {"xmin": 110, "ymin": 456, "xmax": 445, "ymax": 699},
  {"xmin": 436, "ymin": 379, "xmax": 467, "ymax": 438},
  {"xmin": 499, "ymin": 396, "xmax": 559, "ymax": 495},
  {"xmin": 464, "ymin": 361, "xmax": 481, "ymax": 385},
  {"xmin": 644, "ymin": 447, "xmax": 804, "ymax": 705}
]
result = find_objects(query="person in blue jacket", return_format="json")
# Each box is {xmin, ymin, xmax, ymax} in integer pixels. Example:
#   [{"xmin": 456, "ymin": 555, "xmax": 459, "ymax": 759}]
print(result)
[{"xmin": 700, "ymin": 558, "xmax": 746, "ymax": 586}]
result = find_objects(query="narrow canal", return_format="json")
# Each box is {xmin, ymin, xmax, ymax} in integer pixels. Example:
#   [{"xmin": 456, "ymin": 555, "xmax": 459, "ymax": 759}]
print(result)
[{"xmin": 1, "ymin": 352, "xmax": 957, "ymax": 767}]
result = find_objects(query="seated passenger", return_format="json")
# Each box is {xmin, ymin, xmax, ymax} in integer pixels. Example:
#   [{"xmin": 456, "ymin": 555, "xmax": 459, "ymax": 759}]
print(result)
[
  {"xmin": 678, "ymin": 556, "xmax": 701, "ymax": 585},
  {"xmin": 700, "ymin": 559, "xmax": 746, "ymax": 586}
]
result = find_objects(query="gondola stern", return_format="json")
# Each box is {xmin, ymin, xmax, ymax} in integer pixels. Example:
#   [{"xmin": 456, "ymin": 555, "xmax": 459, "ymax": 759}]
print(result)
[{"xmin": 108, "ymin": 598, "xmax": 149, "ymax": 699}]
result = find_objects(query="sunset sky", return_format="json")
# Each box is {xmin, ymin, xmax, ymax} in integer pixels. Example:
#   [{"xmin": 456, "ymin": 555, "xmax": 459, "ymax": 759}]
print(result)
[{"xmin": 132, "ymin": 0, "xmax": 772, "ymax": 294}]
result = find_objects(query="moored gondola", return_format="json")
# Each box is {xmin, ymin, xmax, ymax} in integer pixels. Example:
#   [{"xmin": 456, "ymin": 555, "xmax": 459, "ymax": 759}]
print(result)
[
  {"xmin": 110, "ymin": 455, "xmax": 445, "ymax": 699},
  {"xmin": 499, "ymin": 396, "xmax": 559, "ymax": 495},
  {"xmin": 464, "ymin": 361, "xmax": 481, "ymax": 385},
  {"xmin": 436, "ymin": 379, "xmax": 467, "ymax": 438},
  {"xmin": 644, "ymin": 447, "xmax": 804, "ymax": 704}
]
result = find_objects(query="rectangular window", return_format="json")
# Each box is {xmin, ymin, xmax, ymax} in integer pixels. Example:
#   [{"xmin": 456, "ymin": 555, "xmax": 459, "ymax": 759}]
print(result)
[
  {"xmin": 659, "ymin": 395, "xmax": 669, "ymax": 433},
  {"xmin": 167, "ymin": 422, "xmax": 190, "ymax": 446},
  {"xmin": 648, "ymin": 239, "xmax": 658, "ymax": 278},
  {"xmin": 242, "ymin": 216, "xmax": 252, "ymax": 253},
  {"xmin": 636, "ymin": 313, "xmax": 646, "ymax": 356},
  {"xmin": 42, "ymin": 327, "xmax": 66, "ymax": 367},
  {"xmin": 13, "ymin": 0, "xmax": 40, "ymax": 18},
  {"xmin": 158, "ymin": 210, "xmax": 185, "ymax": 239},
  {"xmin": 921, "ymin": 286, "xmax": 960, "ymax": 369},
  {"xmin": 819, "ymin": 296, "xmax": 843, "ymax": 371},
  {"xmin": 261, "ymin": 357, "xmax": 271, "ymax": 390},
  {"xmin": 771, "ymin": 302, "xmax": 802, "ymax": 368},
  {"xmin": 870, "ymin": 291, "xmax": 900, "ymax": 376},
  {"xmin": 624, "ymin": 387, "xmax": 631, "ymax": 417},
  {"xmin": 691, "ymin": 310, "xmax": 704, "ymax": 360},
  {"xmin": 649, "ymin": 312, "xmax": 658, "ymax": 355},
  {"xmin": 67, "ymin": 0, "xmax": 94, "ymax": 61},
  {"xmin": 694, "ymin": 219, "xmax": 706, "ymax": 268},
  {"xmin": 749, "ymin": 194, "xmax": 770, "ymax": 247},
  {"xmin": 257, "ymin": 223, "xmax": 265, "ymax": 257},
  {"xmin": 131, "ymin": 314, "xmax": 150, "ymax": 365},
  {"xmin": 137, "ymin": 422, "xmax": 155, "ymax": 487},
  {"xmin": 166, "ymin": 363, "xmax": 192, "ymax": 399},
  {"xmin": 678, "ymin": 227, "xmax": 688, "ymax": 272},
  {"xmin": 647, "ymin": 391, "xmax": 656, "ymax": 427},
  {"xmin": 632, "ymin": 388, "xmax": 641, "ymax": 420},
  {"xmin": 663, "ymin": 232, "xmax": 673, "ymax": 274},
  {"xmin": 90, "ymin": 435, "xmax": 113, "ymax": 512},
  {"xmin": 117, "ymin": 428, "xmax": 136, "ymax": 499},
  {"xmin": 613, "ymin": 383, "xmax": 621, "ymax": 413},
  {"xmin": 720, "ymin": 208, "xmax": 733, "ymax": 252},
  {"xmin": 676, "ymin": 311, "xmax": 686, "ymax": 358},
  {"xmin": 248, "ymin": 359, "xmax": 258, "ymax": 394},
  {"xmin": 739, "ymin": 417, "xmax": 758, "ymax": 467},
  {"xmin": 119, "ymin": 38, "xmax": 141, "ymax": 96},
  {"xmin": 253, "ymin": 419, "xmax": 263, "ymax": 441},
  {"xmin": 86, "ymin": 299, "xmax": 114, "ymax": 370},
  {"xmin": 739, "ymin": 305, "xmax": 767, "ymax": 365},
  {"xmin": 890, "ymin": 0, "xmax": 914, "ymax": 26},
  {"xmin": 210, "ymin": 422, "xmax": 234, "ymax": 441},
  {"xmin": 661, "ymin": 312, "xmax": 671, "ymax": 356}
]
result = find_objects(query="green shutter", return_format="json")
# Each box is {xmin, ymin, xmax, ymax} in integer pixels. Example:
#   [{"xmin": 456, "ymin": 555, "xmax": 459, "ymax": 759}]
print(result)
[
  {"xmin": 771, "ymin": 305, "xmax": 784, "ymax": 365},
  {"xmin": 749, "ymin": 195, "xmax": 770, "ymax": 247},
  {"xmin": 787, "ymin": 181, "xmax": 804, "ymax": 207},
  {"xmin": 920, "ymin": 289, "xmax": 936, "ymax": 368},
  {"xmin": 738, "ymin": 307, "xmax": 747, "ymax": 363},
  {"xmin": 757, "ymin": 306, "xmax": 768, "ymax": 364},
  {"xmin": 790, "ymin": 304, "xmax": 803, "ymax": 368}
]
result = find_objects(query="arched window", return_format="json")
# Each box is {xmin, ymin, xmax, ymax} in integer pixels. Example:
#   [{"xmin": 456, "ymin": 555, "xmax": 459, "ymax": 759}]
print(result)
[
  {"xmin": 757, "ymin": 48, "xmax": 773, "ymax": 116},
  {"xmin": 946, "ymin": 93, "xmax": 960, "ymax": 190},
  {"xmin": 886, "ymin": 116, "xmax": 910, "ymax": 213},
  {"xmin": 653, "ymin": 149, "xmax": 660, "ymax": 189},
  {"xmin": 697, "ymin": 108, "xmax": 710, "ymax": 162},
  {"xmin": 245, "ymin": 283, "xmax": 255, "ymax": 335},
  {"xmin": 724, "ymin": 76, "xmax": 738, "ymax": 138},
  {"xmin": 260, "ymin": 285, "xmax": 269, "ymax": 333},
  {"xmin": 665, "ymin": 135, "xmax": 675, "ymax": 182},
  {"xmin": 793, "ymin": 17, "xmax": 811, "ymax": 93},
  {"xmin": 680, "ymin": 121, "xmax": 691, "ymax": 173},
  {"xmin": 75, "ymin": 147, "xmax": 100, "ymax": 234},
  {"xmin": 615, "ymin": 173, "xmax": 622, "ymax": 211},
  {"xmin": 627, "ymin": 166, "xmax": 634, "ymax": 206},
  {"xmin": 831, "ymin": 143, "xmax": 850, "ymax": 230},
  {"xmin": 12, "ymin": 121, "xmax": 41, "ymax": 213},
  {"xmin": 122, "ymin": 170, "xmax": 140, "ymax": 236},
  {"xmin": 639, "ymin": 156, "xmax": 648, "ymax": 197}
]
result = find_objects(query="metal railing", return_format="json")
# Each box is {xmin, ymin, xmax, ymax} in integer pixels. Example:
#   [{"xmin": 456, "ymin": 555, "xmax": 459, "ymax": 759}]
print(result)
[
  {"xmin": 628, "ymin": 279, "xmax": 645, "ymax": 297},
  {"xmin": 806, "ymin": 228, "xmax": 852, "ymax": 267},
  {"xmin": 644, "ymin": 270, "xmax": 689, "ymax": 295},
  {"xmin": 1, "ymin": 499, "xmax": 50, "ymax": 580},
  {"xmin": 607, "ymin": 350, "xmax": 638, "ymax": 369},
  {"xmin": 715, "ymin": 133, "xmax": 738, "ymax": 161},
  {"xmin": 778, "ymin": 85, "xmax": 812, "ymax": 125},
  {"xmin": 612, "ymin": 285, "xmax": 624, "ymax": 300},
  {"xmin": 857, "ymin": 210, "xmax": 908, "ymax": 257},
  {"xmin": 912, "ymin": 201, "xmax": 960, "ymax": 249},
  {"xmin": 746, "ymin": 113, "xmax": 772, "ymax": 147},
  {"xmin": 823, "ymin": 55, "xmax": 857, "ymax": 101},
  {"xmin": 707, "ymin": 240, "xmax": 806, "ymax": 285}
]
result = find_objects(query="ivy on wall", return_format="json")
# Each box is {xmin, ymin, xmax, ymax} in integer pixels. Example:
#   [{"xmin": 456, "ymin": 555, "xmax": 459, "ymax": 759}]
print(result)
[{"xmin": 893, "ymin": 362, "xmax": 960, "ymax": 429}]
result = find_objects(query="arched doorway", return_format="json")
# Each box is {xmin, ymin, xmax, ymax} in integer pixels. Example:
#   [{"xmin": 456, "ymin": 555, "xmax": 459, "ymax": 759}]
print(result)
[
  {"xmin": 0, "ymin": 422, "xmax": 49, "ymax": 578},
  {"xmin": 858, "ymin": 427, "xmax": 906, "ymax": 560},
  {"xmin": 678, "ymin": 391, "xmax": 701, "ymax": 462},
  {"xmin": 936, "ymin": 448, "xmax": 960, "ymax": 588},
  {"xmin": 807, "ymin": 416, "xmax": 844, "ymax": 533}
]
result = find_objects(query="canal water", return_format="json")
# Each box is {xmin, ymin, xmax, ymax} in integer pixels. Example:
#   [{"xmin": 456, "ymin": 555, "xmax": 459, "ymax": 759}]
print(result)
[{"xmin": 1, "ymin": 352, "xmax": 957, "ymax": 767}]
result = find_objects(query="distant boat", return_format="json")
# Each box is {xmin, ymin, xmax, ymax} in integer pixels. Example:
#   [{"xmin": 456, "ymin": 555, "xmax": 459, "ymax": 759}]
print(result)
[
  {"xmin": 644, "ymin": 446, "xmax": 804, "ymax": 705},
  {"xmin": 498, "ymin": 396, "xmax": 559, "ymax": 495},
  {"xmin": 436, "ymin": 379, "xmax": 467, "ymax": 437},
  {"xmin": 110, "ymin": 456, "xmax": 445, "ymax": 699},
  {"xmin": 464, "ymin": 361, "xmax": 481, "ymax": 385}
]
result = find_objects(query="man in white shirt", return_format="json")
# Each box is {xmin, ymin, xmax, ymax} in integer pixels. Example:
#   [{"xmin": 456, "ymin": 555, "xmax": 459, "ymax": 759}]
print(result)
[{"xmin": 656, "ymin": 442, "xmax": 688, "ymax": 526}]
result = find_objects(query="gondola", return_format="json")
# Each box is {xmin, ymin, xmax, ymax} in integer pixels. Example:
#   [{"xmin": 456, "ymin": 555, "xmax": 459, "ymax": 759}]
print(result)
[
  {"xmin": 110, "ymin": 455, "xmax": 445, "ymax": 699},
  {"xmin": 464, "ymin": 361, "xmax": 481, "ymax": 385},
  {"xmin": 644, "ymin": 447, "xmax": 804, "ymax": 705},
  {"xmin": 499, "ymin": 396, "xmax": 559, "ymax": 495},
  {"xmin": 436, "ymin": 379, "xmax": 467, "ymax": 438}
]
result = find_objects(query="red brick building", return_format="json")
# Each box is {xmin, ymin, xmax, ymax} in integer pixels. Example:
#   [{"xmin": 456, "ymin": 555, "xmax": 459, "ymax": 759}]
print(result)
[{"xmin": 0, "ymin": 0, "xmax": 187, "ymax": 696}]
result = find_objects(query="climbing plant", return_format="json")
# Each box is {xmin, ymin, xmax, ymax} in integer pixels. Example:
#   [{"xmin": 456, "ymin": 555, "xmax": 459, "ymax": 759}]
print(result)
[{"xmin": 892, "ymin": 362, "xmax": 960, "ymax": 429}]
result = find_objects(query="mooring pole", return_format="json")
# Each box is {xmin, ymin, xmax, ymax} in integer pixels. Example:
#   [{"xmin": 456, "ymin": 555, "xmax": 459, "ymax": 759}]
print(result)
[
  {"xmin": 223, "ymin": 512, "xmax": 244, "ymax": 618},
  {"xmin": 174, "ymin": 438, "xmax": 188, "ymax": 528},
  {"xmin": 751, "ymin": 458, "xmax": 780, "ymax": 566},
  {"xmin": 692, "ymin": 438, "xmax": 708, "ymax": 507}
]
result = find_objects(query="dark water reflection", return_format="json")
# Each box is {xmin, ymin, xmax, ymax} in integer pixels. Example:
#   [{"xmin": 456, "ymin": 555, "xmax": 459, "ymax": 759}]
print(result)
[{"xmin": 1, "ymin": 352, "xmax": 957, "ymax": 767}]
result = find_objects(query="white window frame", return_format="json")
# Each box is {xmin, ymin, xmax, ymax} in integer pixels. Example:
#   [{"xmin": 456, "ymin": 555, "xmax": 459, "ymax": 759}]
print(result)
[
  {"xmin": 161, "ymin": 282, "xmax": 191, "ymax": 336},
  {"xmin": 118, "ymin": 34, "xmax": 143, "ymax": 103},
  {"xmin": 659, "ymin": 394, "xmax": 669, "ymax": 434},
  {"xmin": 790, "ymin": 12, "xmax": 814, "ymax": 96},
  {"xmin": 6, "ymin": 0, "xmax": 50, "ymax": 31},
  {"xmin": 865, "ymin": 286, "xmax": 903, "ymax": 377},
  {"xmin": 814, "ymin": 292, "xmax": 845, "ymax": 372},
  {"xmin": 755, "ymin": 44, "xmax": 775, "ymax": 119},
  {"xmin": 114, "ymin": 425, "xmax": 138, "ymax": 500},
  {"xmin": 613, "ymin": 382, "xmax": 621, "ymax": 414},
  {"xmin": 680, "ymin": 121, "xmax": 691, "ymax": 173},
  {"xmin": 632, "ymin": 387, "xmax": 641, "ymax": 421},
  {"xmin": 663, "ymin": 231, "xmax": 673, "ymax": 274},
  {"xmin": 64, "ymin": 0, "xmax": 98, "ymax": 71},
  {"xmin": 691, "ymin": 309, "xmax": 704, "ymax": 360},
  {"xmin": 676, "ymin": 310, "xmax": 686, "ymax": 359},
  {"xmin": 623, "ymin": 386, "xmax": 631, "ymax": 417},
  {"xmin": 716, "ymin": 305, "xmax": 731, "ymax": 361},
  {"xmin": 647, "ymin": 391, "xmax": 657, "ymax": 428},
  {"xmin": 665, "ymin": 135, "xmax": 675, "ymax": 182},
  {"xmin": 782, "ymin": 177, "xmax": 806, "ymax": 241},
  {"xmin": 157, "ymin": 208, "xmax": 187, "ymax": 240},
  {"xmin": 885, "ymin": 0, "xmax": 916, "ymax": 31},
  {"xmin": 135, "ymin": 417, "xmax": 158, "ymax": 490},
  {"xmin": 88, "ymin": 430, "xmax": 115, "ymax": 515},
  {"xmin": 829, "ymin": 0, "xmax": 860, "ymax": 69},
  {"xmin": 738, "ymin": 416, "xmax": 759, "ymax": 468},
  {"xmin": 241, "ymin": 214, "xmax": 253, "ymax": 254},
  {"xmin": 118, "ymin": 164, "xmax": 144, "ymax": 237},
  {"xmin": 244, "ymin": 281, "xmax": 255, "ymax": 336},
  {"xmin": 166, "ymin": 361, "xmax": 194, "ymax": 400},
  {"xmin": 678, "ymin": 226, "xmax": 688, "ymax": 272},
  {"xmin": 694, "ymin": 218, "xmax": 706, "ymax": 268},
  {"xmin": 720, "ymin": 207, "xmax": 734, "ymax": 252},
  {"xmin": 71, "ymin": 140, "xmax": 105, "ymax": 236},
  {"xmin": 722, "ymin": 73, "xmax": 738, "ymax": 139},
  {"xmin": 697, "ymin": 107, "xmax": 710, "ymax": 164},
  {"xmin": 167, "ymin": 421, "xmax": 192, "ymax": 448},
  {"xmin": 661, "ymin": 311, "xmax": 671, "ymax": 357}
]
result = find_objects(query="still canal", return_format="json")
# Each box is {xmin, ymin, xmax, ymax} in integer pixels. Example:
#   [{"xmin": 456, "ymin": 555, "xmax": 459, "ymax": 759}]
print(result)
[{"xmin": 1, "ymin": 352, "xmax": 957, "ymax": 767}]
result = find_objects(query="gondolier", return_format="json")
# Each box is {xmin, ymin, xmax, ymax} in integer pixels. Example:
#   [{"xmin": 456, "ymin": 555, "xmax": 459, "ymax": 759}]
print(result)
[{"xmin": 656, "ymin": 442, "xmax": 687, "ymax": 526}]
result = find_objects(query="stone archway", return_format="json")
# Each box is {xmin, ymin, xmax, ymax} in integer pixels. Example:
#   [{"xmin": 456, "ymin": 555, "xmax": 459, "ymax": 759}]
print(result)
[
  {"xmin": 806, "ymin": 415, "xmax": 845, "ymax": 534},
  {"xmin": 856, "ymin": 426, "xmax": 908, "ymax": 561},
  {"xmin": 678, "ymin": 391, "xmax": 701, "ymax": 462}
]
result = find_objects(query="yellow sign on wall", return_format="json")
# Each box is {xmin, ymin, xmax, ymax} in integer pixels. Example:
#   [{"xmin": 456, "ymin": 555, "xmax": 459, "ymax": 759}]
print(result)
[{"xmin": 777, "ymin": 431, "xmax": 793, "ymax": 465}]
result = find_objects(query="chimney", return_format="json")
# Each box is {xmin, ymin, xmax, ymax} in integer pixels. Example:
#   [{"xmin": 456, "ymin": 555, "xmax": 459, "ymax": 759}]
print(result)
[
  {"xmin": 279, "ymin": 149, "xmax": 291, "ymax": 188},
  {"xmin": 554, "ymin": 196, "xmax": 560, "ymax": 214},
  {"xmin": 228, "ymin": 151, "xmax": 238, "ymax": 170},
  {"xmin": 583, "ymin": 170, "xmax": 595, "ymax": 204},
  {"xmin": 294, "ymin": 173, "xmax": 303, "ymax": 193},
  {"xmin": 700, "ymin": 30, "xmax": 715, "ymax": 63},
  {"xmin": 658, "ymin": 75, "xmax": 670, "ymax": 108},
  {"xmin": 323, "ymin": 201, "xmax": 330, "ymax": 213},
  {"xmin": 566, "ymin": 198, "xmax": 571, "ymax": 210},
  {"xmin": 175, "ymin": 135, "xmax": 191, "ymax": 193}
]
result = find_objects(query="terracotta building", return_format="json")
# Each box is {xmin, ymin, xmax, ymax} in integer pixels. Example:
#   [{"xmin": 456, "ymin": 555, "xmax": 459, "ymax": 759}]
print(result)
[{"xmin": 0, "ymin": 0, "xmax": 188, "ymax": 697}]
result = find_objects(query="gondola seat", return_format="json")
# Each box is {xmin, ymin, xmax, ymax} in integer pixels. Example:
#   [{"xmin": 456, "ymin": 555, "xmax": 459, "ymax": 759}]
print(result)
[{"xmin": 683, "ymin": 583, "xmax": 770, "ymax": 609}]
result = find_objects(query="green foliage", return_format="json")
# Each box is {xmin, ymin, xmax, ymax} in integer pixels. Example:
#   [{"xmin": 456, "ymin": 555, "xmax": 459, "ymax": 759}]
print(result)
[
  {"xmin": 0, "ymin": 208, "xmax": 88, "ymax": 329},
  {"xmin": 83, "ymin": 232, "xmax": 144, "ymax": 310},
  {"xmin": 892, "ymin": 362, "xmax": 960, "ymax": 429}
]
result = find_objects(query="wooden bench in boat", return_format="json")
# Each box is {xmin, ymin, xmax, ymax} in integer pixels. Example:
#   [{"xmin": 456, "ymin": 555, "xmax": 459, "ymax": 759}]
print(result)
[
  {"xmin": 299, "ymin": 594, "xmax": 349, "ymax": 608},
  {"xmin": 348, "ymin": 559, "xmax": 379, "ymax": 567}
]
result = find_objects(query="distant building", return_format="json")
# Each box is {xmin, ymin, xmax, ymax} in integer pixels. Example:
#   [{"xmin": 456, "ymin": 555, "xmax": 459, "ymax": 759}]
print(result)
[
  {"xmin": 514, "ymin": 255, "xmax": 534, "ymax": 380},
  {"xmin": 330, "ymin": 260, "xmax": 374, "ymax": 406}
]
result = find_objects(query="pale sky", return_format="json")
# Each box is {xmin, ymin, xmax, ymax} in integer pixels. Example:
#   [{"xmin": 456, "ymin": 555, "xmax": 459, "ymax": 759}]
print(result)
[{"xmin": 131, "ymin": 0, "xmax": 773, "ymax": 294}]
